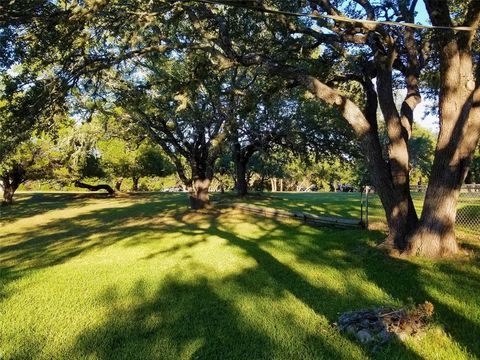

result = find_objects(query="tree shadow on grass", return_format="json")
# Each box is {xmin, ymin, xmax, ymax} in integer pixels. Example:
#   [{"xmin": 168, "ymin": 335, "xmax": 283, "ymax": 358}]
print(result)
[
  {"xmin": 74, "ymin": 277, "xmax": 373, "ymax": 360},
  {"xmin": 362, "ymin": 253, "xmax": 480, "ymax": 357},
  {"xmin": 87, "ymin": 210, "xmax": 420, "ymax": 359},
  {"xmin": 74, "ymin": 278, "xmax": 277, "ymax": 360},
  {"xmin": 2, "ymin": 196, "xmax": 479, "ymax": 358},
  {"xmin": 171, "ymin": 211, "xmax": 479, "ymax": 358},
  {"xmin": 210, "ymin": 225, "xmax": 382, "ymax": 319},
  {"xmin": 1, "ymin": 196, "xmax": 395, "ymax": 358},
  {"xmin": 70, "ymin": 219, "xmax": 425, "ymax": 359},
  {"xmin": 0, "ymin": 192, "xmax": 189, "ymax": 299},
  {"xmin": 1, "ymin": 193, "xmax": 188, "ymax": 264},
  {"xmin": 0, "ymin": 192, "xmax": 189, "ymax": 225},
  {"xmin": 0, "ymin": 193, "xmax": 75, "ymax": 224}
]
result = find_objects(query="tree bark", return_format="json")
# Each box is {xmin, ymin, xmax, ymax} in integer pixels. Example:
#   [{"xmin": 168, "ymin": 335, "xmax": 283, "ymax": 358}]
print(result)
[
  {"xmin": 236, "ymin": 160, "xmax": 248, "ymax": 196},
  {"xmin": 132, "ymin": 177, "xmax": 140, "ymax": 191},
  {"xmin": 1, "ymin": 166, "xmax": 25, "ymax": 206},
  {"xmin": 189, "ymin": 178, "xmax": 211, "ymax": 209},
  {"xmin": 297, "ymin": 70, "xmax": 421, "ymax": 251},
  {"xmin": 350, "ymin": 74, "xmax": 420, "ymax": 251},
  {"xmin": 233, "ymin": 141, "xmax": 248, "ymax": 196},
  {"xmin": 233, "ymin": 142, "xmax": 256, "ymax": 196},
  {"xmin": 375, "ymin": 51, "xmax": 419, "ymax": 250},
  {"xmin": 115, "ymin": 178, "xmax": 123, "ymax": 191},
  {"xmin": 1, "ymin": 180, "xmax": 16, "ymax": 205},
  {"xmin": 406, "ymin": 22, "xmax": 480, "ymax": 256},
  {"xmin": 74, "ymin": 180, "xmax": 115, "ymax": 195}
]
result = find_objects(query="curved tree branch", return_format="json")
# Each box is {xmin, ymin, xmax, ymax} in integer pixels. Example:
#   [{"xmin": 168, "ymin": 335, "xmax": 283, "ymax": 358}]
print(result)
[{"xmin": 74, "ymin": 180, "xmax": 115, "ymax": 195}]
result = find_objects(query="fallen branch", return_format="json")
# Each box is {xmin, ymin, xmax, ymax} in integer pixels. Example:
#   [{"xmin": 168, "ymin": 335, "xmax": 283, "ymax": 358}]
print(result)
[{"xmin": 74, "ymin": 180, "xmax": 115, "ymax": 195}]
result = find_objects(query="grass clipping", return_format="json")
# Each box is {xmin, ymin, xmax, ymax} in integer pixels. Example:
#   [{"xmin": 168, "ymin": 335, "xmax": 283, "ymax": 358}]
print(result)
[{"xmin": 335, "ymin": 301, "xmax": 434, "ymax": 346}]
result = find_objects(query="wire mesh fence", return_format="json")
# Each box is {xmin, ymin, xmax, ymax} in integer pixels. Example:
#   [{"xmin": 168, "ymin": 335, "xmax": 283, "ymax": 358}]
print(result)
[{"xmin": 362, "ymin": 184, "xmax": 480, "ymax": 236}]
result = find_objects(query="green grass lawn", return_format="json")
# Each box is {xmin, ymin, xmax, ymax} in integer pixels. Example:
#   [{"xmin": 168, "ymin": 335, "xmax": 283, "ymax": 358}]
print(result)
[
  {"xmin": 1, "ymin": 192, "xmax": 480, "ymax": 359},
  {"xmin": 218, "ymin": 191, "xmax": 479, "ymax": 236},
  {"xmin": 215, "ymin": 191, "xmax": 423, "ymax": 222}
]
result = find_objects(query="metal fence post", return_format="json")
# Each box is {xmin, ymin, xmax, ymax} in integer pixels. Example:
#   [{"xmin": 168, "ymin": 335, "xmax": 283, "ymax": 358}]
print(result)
[
  {"xmin": 365, "ymin": 186, "xmax": 369, "ymax": 229},
  {"xmin": 360, "ymin": 189, "xmax": 364, "ymax": 227}
]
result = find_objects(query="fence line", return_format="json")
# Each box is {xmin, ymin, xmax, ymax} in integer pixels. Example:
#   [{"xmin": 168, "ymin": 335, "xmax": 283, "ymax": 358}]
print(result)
[{"xmin": 362, "ymin": 185, "xmax": 480, "ymax": 234}]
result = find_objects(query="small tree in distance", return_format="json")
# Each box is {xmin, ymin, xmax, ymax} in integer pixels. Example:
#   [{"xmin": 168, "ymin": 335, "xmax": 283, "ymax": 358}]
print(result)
[{"xmin": 1, "ymin": 135, "xmax": 61, "ymax": 205}]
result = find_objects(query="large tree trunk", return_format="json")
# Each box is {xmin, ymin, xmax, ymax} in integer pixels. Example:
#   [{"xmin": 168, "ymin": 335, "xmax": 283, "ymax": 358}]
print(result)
[
  {"xmin": 406, "ymin": 14, "xmax": 480, "ymax": 256},
  {"xmin": 360, "ymin": 129, "xmax": 418, "ymax": 245},
  {"xmin": 346, "ymin": 73, "xmax": 418, "ymax": 252},
  {"xmin": 301, "ymin": 71, "xmax": 422, "ymax": 252},
  {"xmin": 189, "ymin": 178, "xmax": 211, "ymax": 209},
  {"xmin": 299, "ymin": 75, "xmax": 411, "ymax": 241}
]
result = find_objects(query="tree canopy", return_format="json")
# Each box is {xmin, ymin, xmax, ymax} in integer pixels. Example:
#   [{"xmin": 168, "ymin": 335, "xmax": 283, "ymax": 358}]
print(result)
[{"xmin": 1, "ymin": 0, "xmax": 480, "ymax": 257}]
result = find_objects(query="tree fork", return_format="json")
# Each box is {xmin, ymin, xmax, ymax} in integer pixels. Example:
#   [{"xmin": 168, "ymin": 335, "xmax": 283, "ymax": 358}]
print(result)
[{"xmin": 376, "ymin": 50, "xmax": 419, "ymax": 250}]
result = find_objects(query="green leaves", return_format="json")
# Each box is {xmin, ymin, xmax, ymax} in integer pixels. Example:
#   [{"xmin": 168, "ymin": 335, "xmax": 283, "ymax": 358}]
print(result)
[
  {"xmin": 408, "ymin": 125, "xmax": 436, "ymax": 181},
  {"xmin": 0, "ymin": 132, "xmax": 62, "ymax": 184}
]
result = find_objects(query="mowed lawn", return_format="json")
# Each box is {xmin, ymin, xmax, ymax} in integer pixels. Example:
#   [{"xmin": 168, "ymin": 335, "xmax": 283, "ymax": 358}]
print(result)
[
  {"xmin": 217, "ymin": 191, "xmax": 423, "ymax": 224},
  {"xmin": 1, "ymin": 193, "xmax": 480, "ymax": 359},
  {"xmin": 228, "ymin": 191, "xmax": 480, "ymax": 236}
]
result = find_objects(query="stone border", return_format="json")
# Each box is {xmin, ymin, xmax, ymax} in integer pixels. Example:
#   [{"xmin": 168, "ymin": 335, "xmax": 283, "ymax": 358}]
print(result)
[{"xmin": 220, "ymin": 202, "xmax": 363, "ymax": 229}]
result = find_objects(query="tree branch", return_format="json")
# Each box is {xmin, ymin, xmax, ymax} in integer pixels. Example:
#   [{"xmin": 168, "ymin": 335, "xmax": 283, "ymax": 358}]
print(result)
[{"xmin": 353, "ymin": 0, "xmax": 375, "ymax": 20}]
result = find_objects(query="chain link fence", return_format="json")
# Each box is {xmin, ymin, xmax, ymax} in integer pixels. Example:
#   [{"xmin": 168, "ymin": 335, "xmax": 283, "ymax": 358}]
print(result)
[{"xmin": 361, "ymin": 184, "xmax": 480, "ymax": 236}]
